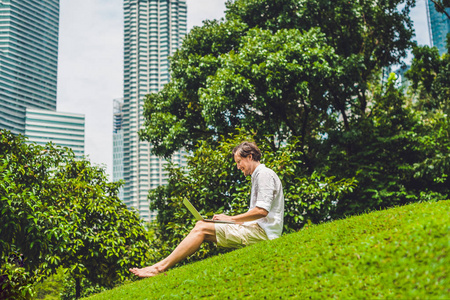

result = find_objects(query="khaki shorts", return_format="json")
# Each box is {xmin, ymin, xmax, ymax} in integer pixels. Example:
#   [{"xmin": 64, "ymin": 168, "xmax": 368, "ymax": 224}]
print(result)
[{"xmin": 215, "ymin": 223, "xmax": 268, "ymax": 248}]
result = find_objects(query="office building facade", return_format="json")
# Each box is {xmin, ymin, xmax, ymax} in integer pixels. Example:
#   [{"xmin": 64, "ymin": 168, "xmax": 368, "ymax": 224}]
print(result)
[
  {"xmin": 120, "ymin": 0, "xmax": 187, "ymax": 222},
  {"xmin": 0, "ymin": 0, "xmax": 59, "ymax": 134},
  {"xmin": 426, "ymin": 0, "xmax": 450, "ymax": 55},
  {"xmin": 113, "ymin": 98, "xmax": 125, "ymax": 200},
  {"xmin": 24, "ymin": 109, "xmax": 85, "ymax": 158},
  {"xmin": 0, "ymin": 0, "xmax": 85, "ymax": 156}
]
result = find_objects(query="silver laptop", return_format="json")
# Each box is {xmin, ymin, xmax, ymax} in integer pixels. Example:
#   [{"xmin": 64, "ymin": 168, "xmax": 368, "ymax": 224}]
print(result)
[{"xmin": 183, "ymin": 198, "xmax": 235, "ymax": 224}]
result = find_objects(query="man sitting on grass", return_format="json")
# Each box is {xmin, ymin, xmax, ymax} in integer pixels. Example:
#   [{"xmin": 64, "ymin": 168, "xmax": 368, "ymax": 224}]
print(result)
[{"xmin": 130, "ymin": 141, "xmax": 285, "ymax": 277}]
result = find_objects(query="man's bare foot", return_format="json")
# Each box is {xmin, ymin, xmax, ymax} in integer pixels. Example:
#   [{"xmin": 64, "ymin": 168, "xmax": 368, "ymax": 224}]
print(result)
[{"xmin": 129, "ymin": 265, "xmax": 163, "ymax": 278}]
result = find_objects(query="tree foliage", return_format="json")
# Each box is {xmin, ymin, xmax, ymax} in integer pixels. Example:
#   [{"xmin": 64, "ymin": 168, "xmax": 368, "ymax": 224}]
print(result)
[
  {"xmin": 0, "ymin": 130, "xmax": 152, "ymax": 299},
  {"xmin": 198, "ymin": 28, "xmax": 343, "ymax": 153},
  {"xmin": 140, "ymin": 0, "xmax": 415, "ymax": 158},
  {"xmin": 406, "ymin": 44, "xmax": 450, "ymax": 113},
  {"xmin": 324, "ymin": 73, "xmax": 449, "ymax": 216}
]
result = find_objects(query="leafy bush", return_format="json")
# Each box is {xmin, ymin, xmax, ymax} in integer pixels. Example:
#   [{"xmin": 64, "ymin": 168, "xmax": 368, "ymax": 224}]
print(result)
[
  {"xmin": 0, "ymin": 259, "xmax": 33, "ymax": 299},
  {"xmin": 0, "ymin": 130, "xmax": 152, "ymax": 298}
]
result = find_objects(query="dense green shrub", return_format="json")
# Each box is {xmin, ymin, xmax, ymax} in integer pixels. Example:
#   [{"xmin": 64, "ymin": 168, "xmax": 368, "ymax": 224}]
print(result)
[{"xmin": 0, "ymin": 130, "xmax": 152, "ymax": 298}]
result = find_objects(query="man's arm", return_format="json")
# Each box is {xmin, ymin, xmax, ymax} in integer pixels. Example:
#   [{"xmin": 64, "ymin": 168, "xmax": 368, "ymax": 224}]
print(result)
[{"xmin": 213, "ymin": 206, "xmax": 268, "ymax": 224}]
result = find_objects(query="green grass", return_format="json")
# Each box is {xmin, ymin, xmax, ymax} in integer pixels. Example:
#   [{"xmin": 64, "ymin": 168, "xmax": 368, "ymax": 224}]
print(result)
[{"xmin": 87, "ymin": 201, "xmax": 449, "ymax": 299}]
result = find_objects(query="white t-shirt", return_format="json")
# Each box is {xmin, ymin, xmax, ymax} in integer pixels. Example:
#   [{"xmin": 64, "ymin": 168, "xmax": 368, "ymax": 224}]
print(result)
[{"xmin": 245, "ymin": 164, "xmax": 284, "ymax": 240}]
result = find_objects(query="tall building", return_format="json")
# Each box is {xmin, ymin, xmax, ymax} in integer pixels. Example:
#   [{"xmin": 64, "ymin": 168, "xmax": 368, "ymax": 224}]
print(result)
[
  {"xmin": 0, "ymin": 0, "xmax": 59, "ymax": 134},
  {"xmin": 113, "ymin": 98, "xmax": 124, "ymax": 200},
  {"xmin": 426, "ymin": 0, "xmax": 450, "ymax": 55},
  {"xmin": 24, "ymin": 109, "xmax": 85, "ymax": 158},
  {"xmin": 119, "ymin": 0, "xmax": 187, "ymax": 222},
  {"xmin": 0, "ymin": 0, "xmax": 85, "ymax": 156}
]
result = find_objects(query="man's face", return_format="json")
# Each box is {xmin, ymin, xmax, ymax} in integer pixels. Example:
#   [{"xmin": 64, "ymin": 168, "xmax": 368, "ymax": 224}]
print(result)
[{"xmin": 234, "ymin": 153, "xmax": 253, "ymax": 176}]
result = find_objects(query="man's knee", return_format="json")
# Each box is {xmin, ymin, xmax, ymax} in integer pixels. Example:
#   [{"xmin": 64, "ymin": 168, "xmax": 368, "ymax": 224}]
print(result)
[{"xmin": 192, "ymin": 221, "xmax": 215, "ymax": 237}]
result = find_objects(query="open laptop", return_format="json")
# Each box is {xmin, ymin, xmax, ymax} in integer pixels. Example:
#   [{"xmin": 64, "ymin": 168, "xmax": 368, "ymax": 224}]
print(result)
[{"xmin": 183, "ymin": 198, "xmax": 235, "ymax": 224}]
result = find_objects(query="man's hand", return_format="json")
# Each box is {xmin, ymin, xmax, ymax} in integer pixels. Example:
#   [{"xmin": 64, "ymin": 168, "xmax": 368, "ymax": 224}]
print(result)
[
  {"xmin": 212, "ymin": 213, "xmax": 234, "ymax": 222},
  {"xmin": 213, "ymin": 214, "xmax": 243, "ymax": 224},
  {"xmin": 215, "ymin": 207, "xmax": 268, "ymax": 224}
]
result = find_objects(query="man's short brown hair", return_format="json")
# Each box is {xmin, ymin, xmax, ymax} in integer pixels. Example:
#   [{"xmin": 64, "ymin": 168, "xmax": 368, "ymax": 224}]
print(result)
[{"xmin": 232, "ymin": 142, "xmax": 262, "ymax": 161}]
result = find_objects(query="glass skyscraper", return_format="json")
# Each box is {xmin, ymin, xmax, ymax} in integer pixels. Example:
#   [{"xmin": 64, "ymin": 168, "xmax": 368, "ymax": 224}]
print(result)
[
  {"xmin": 0, "ymin": 0, "xmax": 59, "ymax": 133},
  {"xmin": 113, "ymin": 98, "xmax": 124, "ymax": 200},
  {"xmin": 426, "ymin": 0, "xmax": 450, "ymax": 55},
  {"xmin": 0, "ymin": 0, "xmax": 85, "ymax": 157},
  {"xmin": 119, "ymin": 0, "xmax": 187, "ymax": 222}
]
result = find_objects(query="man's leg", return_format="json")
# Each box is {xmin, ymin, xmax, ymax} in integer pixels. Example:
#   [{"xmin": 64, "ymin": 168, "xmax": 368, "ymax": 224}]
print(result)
[{"xmin": 129, "ymin": 221, "xmax": 216, "ymax": 277}]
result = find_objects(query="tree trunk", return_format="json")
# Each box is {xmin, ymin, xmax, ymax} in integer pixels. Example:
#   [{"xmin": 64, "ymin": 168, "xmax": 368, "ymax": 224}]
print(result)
[{"xmin": 75, "ymin": 277, "xmax": 81, "ymax": 299}]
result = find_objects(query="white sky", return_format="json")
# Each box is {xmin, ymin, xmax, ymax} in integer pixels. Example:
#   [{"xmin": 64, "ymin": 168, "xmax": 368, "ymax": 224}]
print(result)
[{"xmin": 57, "ymin": 0, "xmax": 429, "ymax": 179}]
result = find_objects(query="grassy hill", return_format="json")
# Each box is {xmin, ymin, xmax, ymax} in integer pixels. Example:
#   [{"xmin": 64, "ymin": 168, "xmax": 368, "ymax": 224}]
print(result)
[{"xmin": 86, "ymin": 200, "xmax": 449, "ymax": 299}]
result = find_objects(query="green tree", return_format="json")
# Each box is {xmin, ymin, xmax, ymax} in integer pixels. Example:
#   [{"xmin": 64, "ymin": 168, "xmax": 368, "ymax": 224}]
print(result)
[
  {"xmin": 198, "ymin": 28, "xmax": 342, "ymax": 160},
  {"xmin": 325, "ymin": 73, "xmax": 449, "ymax": 216},
  {"xmin": 0, "ymin": 130, "xmax": 151, "ymax": 299},
  {"xmin": 139, "ymin": 0, "xmax": 416, "ymax": 158},
  {"xmin": 406, "ymin": 45, "xmax": 448, "ymax": 111}
]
